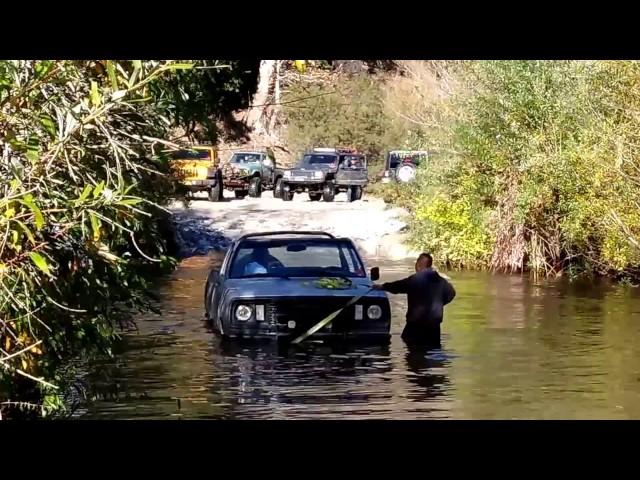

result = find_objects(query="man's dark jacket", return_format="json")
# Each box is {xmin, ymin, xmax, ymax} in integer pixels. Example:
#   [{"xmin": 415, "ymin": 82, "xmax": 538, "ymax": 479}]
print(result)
[{"xmin": 381, "ymin": 268, "xmax": 456, "ymax": 328}]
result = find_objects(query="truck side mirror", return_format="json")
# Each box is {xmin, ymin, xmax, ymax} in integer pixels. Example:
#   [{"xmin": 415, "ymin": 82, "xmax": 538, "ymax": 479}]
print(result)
[{"xmin": 370, "ymin": 267, "xmax": 380, "ymax": 281}]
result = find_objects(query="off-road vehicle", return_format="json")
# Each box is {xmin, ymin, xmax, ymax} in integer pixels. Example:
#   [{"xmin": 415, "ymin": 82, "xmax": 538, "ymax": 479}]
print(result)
[{"xmin": 280, "ymin": 148, "xmax": 368, "ymax": 202}]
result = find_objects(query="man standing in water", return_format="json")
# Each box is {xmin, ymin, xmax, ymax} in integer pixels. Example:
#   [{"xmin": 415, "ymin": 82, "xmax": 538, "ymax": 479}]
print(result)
[{"xmin": 373, "ymin": 253, "xmax": 455, "ymax": 348}]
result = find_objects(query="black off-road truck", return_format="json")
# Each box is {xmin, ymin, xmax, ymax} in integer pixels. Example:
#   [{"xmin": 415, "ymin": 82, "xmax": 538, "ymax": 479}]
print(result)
[{"xmin": 280, "ymin": 148, "xmax": 368, "ymax": 202}]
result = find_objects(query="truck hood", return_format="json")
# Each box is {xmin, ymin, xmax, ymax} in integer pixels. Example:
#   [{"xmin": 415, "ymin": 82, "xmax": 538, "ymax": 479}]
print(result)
[{"xmin": 223, "ymin": 277, "xmax": 386, "ymax": 300}]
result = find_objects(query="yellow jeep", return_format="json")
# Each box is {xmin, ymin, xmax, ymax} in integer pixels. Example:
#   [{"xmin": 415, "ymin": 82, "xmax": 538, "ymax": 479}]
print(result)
[{"xmin": 168, "ymin": 146, "xmax": 223, "ymax": 202}]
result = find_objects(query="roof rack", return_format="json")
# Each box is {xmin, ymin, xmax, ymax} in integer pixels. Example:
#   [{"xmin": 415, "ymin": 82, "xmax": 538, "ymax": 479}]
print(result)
[
  {"xmin": 237, "ymin": 231, "xmax": 335, "ymax": 241},
  {"xmin": 312, "ymin": 147, "xmax": 337, "ymax": 153}
]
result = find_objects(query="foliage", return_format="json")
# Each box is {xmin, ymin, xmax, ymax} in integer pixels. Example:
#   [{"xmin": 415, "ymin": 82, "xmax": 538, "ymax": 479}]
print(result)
[
  {"xmin": 149, "ymin": 60, "xmax": 259, "ymax": 143},
  {"xmin": 0, "ymin": 60, "xmax": 189, "ymax": 418},
  {"xmin": 282, "ymin": 75, "xmax": 406, "ymax": 164},
  {"xmin": 410, "ymin": 195, "xmax": 493, "ymax": 269},
  {"xmin": 381, "ymin": 60, "xmax": 640, "ymax": 279}
]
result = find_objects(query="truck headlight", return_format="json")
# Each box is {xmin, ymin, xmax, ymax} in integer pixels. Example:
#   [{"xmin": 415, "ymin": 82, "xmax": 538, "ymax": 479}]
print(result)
[
  {"xmin": 313, "ymin": 171, "xmax": 324, "ymax": 179},
  {"xmin": 235, "ymin": 304, "xmax": 253, "ymax": 321},
  {"xmin": 283, "ymin": 171, "xmax": 291, "ymax": 179},
  {"xmin": 367, "ymin": 305, "xmax": 383, "ymax": 320}
]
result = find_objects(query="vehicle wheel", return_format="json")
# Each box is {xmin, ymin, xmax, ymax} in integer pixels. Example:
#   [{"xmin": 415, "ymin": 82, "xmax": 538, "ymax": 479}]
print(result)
[
  {"xmin": 235, "ymin": 190, "xmax": 247, "ymax": 199},
  {"xmin": 348, "ymin": 185, "xmax": 362, "ymax": 202},
  {"xmin": 273, "ymin": 178, "xmax": 283, "ymax": 199},
  {"xmin": 248, "ymin": 177, "xmax": 262, "ymax": 198},
  {"xmin": 309, "ymin": 192, "xmax": 322, "ymax": 202},
  {"xmin": 322, "ymin": 182, "xmax": 335, "ymax": 202},
  {"xmin": 282, "ymin": 185, "xmax": 294, "ymax": 201}
]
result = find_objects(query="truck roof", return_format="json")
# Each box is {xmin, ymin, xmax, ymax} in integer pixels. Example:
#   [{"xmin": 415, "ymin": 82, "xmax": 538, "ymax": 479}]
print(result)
[{"xmin": 312, "ymin": 147, "xmax": 362, "ymax": 154}]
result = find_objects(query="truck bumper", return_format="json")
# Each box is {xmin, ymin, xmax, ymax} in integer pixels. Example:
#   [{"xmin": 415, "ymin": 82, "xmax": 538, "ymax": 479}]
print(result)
[
  {"xmin": 224, "ymin": 179, "xmax": 250, "ymax": 189},
  {"xmin": 184, "ymin": 179, "xmax": 217, "ymax": 191},
  {"xmin": 223, "ymin": 330, "xmax": 391, "ymax": 344}
]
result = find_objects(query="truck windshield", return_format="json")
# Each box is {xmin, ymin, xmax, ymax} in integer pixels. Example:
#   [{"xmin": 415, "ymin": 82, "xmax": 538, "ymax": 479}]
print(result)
[
  {"xmin": 301, "ymin": 154, "xmax": 337, "ymax": 166},
  {"xmin": 231, "ymin": 153, "xmax": 262, "ymax": 164},
  {"xmin": 230, "ymin": 239, "xmax": 366, "ymax": 279}
]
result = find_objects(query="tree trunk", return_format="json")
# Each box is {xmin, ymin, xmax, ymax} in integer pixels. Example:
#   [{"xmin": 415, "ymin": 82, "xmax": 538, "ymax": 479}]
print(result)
[
  {"xmin": 246, "ymin": 60, "xmax": 276, "ymax": 134},
  {"xmin": 267, "ymin": 60, "xmax": 282, "ymax": 136}
]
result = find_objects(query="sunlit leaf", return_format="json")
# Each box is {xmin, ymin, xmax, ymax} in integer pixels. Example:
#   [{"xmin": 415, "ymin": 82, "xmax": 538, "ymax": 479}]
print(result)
[
  {"xmin": 40, "ymin": 115, "xmax": 57, "ymax": 137},
  {"xmin": 15, "ymin": 220, "xmax": 36, "ymax": 246},
  {"xmin": 90, "ymin": 213, "xmax": 101, "ymax": 242},
  {"xmin": 166, "ymin": 63, "xmax": 195, "ymax": 71},
  {"xmin": 90, "ymin": 81, "xmax": 101, "ymax": 107},
  {"xmin": 29, "ymin": 252, "xmax": 52, "ymax": 276},
  {"xmin": 93, "ymin": 181, "xmax": 105, "ymax": 199},
  {"xmin": 118, "ymin": 198, "xmax": 142, "ymax": 206},
  {"xmin": 78, "ymin": 185, "xmax": 92, "ymax": 203},
  {"xmin": 20, "ymin": 195, "xmax": 44, "ymax": 230},
  {"xmin": 106, "ymin": 61, "xmax": 118, "ymax": 90}
]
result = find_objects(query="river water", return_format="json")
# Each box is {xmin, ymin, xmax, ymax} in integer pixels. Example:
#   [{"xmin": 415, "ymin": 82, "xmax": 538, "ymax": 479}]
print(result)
[{"xmin": 75, "ymin": 254, "xmax": 640, "ymax": 419}]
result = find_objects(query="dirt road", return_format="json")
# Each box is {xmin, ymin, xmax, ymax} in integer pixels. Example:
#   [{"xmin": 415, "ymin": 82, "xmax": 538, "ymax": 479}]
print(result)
[{"xmin": 171, "ymin": 190, "xmax": 418, "ymax": 260}]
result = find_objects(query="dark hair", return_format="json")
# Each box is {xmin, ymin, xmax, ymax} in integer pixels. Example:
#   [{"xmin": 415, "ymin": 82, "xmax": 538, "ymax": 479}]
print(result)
[{"xmin": 416, "ymin": 252, "xmax": 433, "ymax": 268}]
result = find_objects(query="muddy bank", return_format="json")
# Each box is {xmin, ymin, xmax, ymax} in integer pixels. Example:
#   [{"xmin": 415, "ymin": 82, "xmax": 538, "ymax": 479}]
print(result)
[{"xmin": 169, "ymin": 190, "xmax": 419, "ymax": 260}]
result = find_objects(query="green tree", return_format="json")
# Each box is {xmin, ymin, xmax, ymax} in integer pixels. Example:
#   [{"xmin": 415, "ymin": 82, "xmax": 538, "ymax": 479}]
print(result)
[{"xmin": 0, "ymin": 59, "xmax": 260, "ymax": 418}]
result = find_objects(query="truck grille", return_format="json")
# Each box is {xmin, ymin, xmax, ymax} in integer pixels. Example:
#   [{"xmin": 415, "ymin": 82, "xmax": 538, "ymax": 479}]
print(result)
[
  {"xmin": 267, "ymin": 297, "xmax": 357, "ymax": 335},
  {"xmin": 288, "ymin": 171, "xmax": 315, "ymax": 181}
]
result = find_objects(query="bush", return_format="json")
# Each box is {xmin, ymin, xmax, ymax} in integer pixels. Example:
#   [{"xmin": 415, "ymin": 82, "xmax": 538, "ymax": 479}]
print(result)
[
  {"xmin": 282, "ymin": 74, "xmax": 406, "ymax": 164},
  {"xmin": 378, "ymin": 61, "xmax": 640, "ymax": 279}
]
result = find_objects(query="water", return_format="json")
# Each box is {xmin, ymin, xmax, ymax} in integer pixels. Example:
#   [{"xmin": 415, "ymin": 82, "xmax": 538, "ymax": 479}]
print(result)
[{"xmin": 75, "ymin": 255, "xmax": 640, "ymax": 419}]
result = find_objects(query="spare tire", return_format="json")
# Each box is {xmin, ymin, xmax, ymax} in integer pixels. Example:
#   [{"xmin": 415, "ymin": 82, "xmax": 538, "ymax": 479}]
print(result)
[{"xmin": 396, "ymin": 165, "xmax": 416, "ymax": 183}]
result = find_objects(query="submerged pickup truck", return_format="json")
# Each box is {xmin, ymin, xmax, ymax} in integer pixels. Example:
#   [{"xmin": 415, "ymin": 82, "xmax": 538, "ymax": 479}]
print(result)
[
  {"xmin": 280, "ymin": 148, "xmax": 368, "ymax": 202},
  {"xmin": 221, "ymin": 150, "xmax": 284, "ymax": 199}
]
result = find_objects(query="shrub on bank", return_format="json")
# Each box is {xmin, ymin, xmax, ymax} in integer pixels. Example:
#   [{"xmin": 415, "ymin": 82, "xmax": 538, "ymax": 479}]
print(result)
[
  {"xmin": 0, "ymin": 61, "xmax": 187, "ymax": 418},
  {"xmin": 371, "ymin": 61, "xmax": 640, "ymax": 280}
]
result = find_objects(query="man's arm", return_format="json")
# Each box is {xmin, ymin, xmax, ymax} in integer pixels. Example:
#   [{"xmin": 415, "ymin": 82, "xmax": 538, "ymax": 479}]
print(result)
[
  {"xmin": 442, "ymin": 280, "xmax": 456, "ymax": 305},
  {"xmin": 374, "ymin": 275, "xmax": 414, "ymax": 294}
]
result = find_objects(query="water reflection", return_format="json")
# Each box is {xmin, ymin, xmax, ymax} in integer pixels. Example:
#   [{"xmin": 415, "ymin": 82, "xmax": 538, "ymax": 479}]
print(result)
[{"xmin": 76, "ymin": 255, "xmax": 640, "ymax": 420}]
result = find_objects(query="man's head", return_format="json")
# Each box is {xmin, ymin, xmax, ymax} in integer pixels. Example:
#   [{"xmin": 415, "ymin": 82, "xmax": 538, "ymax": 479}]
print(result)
[
  {"xmin": 415, "ymin": 252, "xmax": 433, "ymax": 272},
  {"xmin": 251, "ymin": 247, "xmax": 268, "ymax": 261}
]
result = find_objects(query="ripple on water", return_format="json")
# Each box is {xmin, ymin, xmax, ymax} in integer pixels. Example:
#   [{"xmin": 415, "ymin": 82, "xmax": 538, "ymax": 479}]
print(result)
[{"xmin": 78, "ymin": 259, "xmax": 640, "ymax": 419}]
